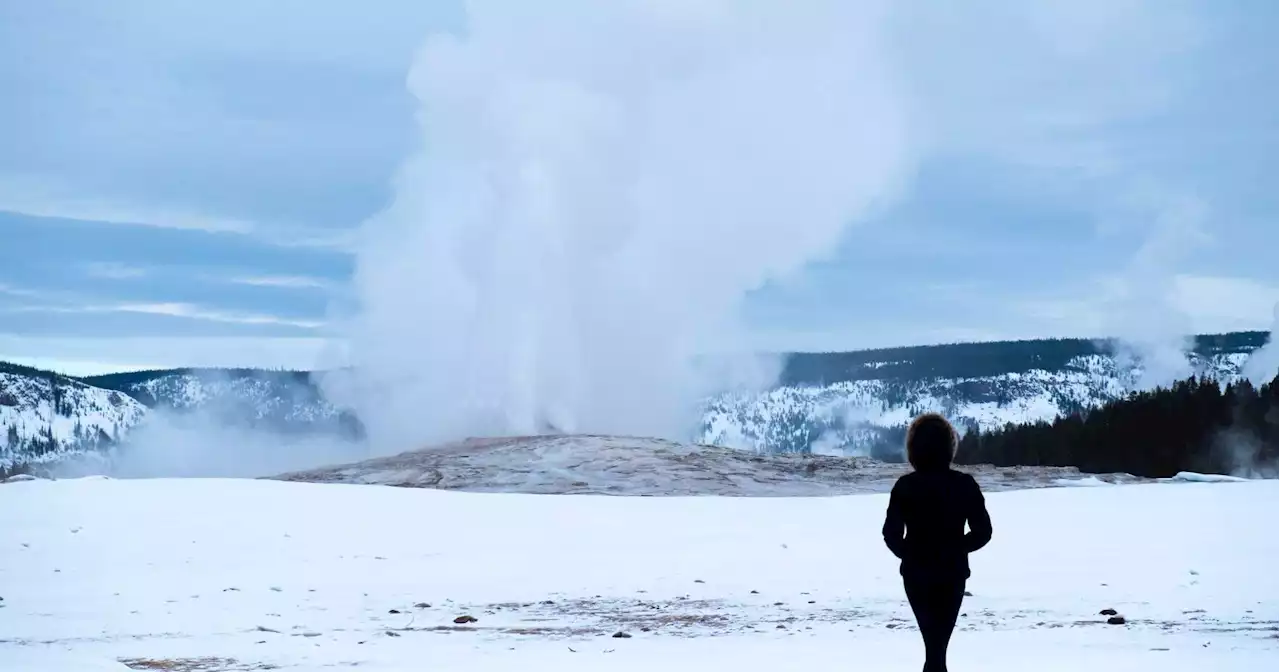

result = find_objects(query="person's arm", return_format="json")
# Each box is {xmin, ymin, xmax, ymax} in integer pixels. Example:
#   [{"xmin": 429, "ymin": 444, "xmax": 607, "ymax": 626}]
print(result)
[
  {"xmin": 882, "ymin": 480, "xmax": 907, "ymax": 559},
  {"xmin": 963, "ymin": 475, "xmax": 992, "ymax": 553}
]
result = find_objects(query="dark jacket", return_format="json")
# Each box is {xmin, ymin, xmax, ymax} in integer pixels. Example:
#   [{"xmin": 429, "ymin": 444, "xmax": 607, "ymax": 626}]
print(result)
[{"xmin": 882, "ymin": 468, "xmax": 992, "ymax": 580}]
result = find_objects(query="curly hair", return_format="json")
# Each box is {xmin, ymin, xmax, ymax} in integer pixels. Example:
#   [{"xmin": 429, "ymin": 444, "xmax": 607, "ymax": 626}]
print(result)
[{"xmin": 905, "ymin": 412, "xmax": 957, "ymax": 471}]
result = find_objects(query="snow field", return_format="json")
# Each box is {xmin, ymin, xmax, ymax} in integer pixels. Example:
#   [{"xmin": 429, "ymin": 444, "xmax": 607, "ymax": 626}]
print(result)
[{"xmin": 0, "ymin": 476, "xmax": 1275, "ymax": 670}]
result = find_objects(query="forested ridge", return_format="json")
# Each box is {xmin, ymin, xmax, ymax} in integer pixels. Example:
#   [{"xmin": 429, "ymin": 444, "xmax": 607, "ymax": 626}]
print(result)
[
  {"xmin": 780, "ymin": 331, "xmax": 1268, "ymax": 386},
  {"xmin": 956, "ymin": 375, "xmax": 1279, "ymax": 479},
  {"xmin": 81, "ymin": 367, "xmax": 314, "ymax": 407}
]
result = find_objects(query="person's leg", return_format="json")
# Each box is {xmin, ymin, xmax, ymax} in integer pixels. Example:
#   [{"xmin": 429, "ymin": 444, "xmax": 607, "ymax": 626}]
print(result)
[
  {"xmin": 932, "ymin": 580, "xmax": 966, "ymax": 671},
  {"xmin": 904, "ymin": 577, "xmax": 943, "ymax": 672},
  {"xmin": 907, "ymin": 577, "xmax": 969, "ymax": 672}
]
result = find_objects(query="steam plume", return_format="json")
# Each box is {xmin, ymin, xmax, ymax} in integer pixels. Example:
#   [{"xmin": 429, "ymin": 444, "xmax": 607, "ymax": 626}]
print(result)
[
  {"xmin": 323, "ymin": 0, "xmax": 915, "ymax": 450},
  {"xmin": 1101, "ymin": 194, "xmax": 1206, "ymax": 390},
  {"xmin": 1242, "ymin": 304, "xmax": 1280, "ymax": 386},
  {"xmin": 321, "ymin": 0, "xmax": 1222, "ymax": 455}
]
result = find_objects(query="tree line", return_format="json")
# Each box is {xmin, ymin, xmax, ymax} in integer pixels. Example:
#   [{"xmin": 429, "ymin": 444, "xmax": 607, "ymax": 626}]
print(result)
[
  {"xmin": 779, "ymin": 331, "xmax": 1268, "ymax": 386},
  {"xmin": 955, "ymin": 375, "xmax": 1279, "ymax": 478}
]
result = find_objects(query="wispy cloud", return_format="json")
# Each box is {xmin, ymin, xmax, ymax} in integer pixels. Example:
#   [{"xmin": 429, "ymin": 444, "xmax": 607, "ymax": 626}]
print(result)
[
  {"xmin": 3, "ymin": 296, "xmax": 324, "ymax": 330},
  {"xmin": 270, "ymin": 228, "xmax": 358, "ymax": 252},
  {"xmin": 0, "ymin": 174, "xmax": 354, "ymax": 251},
  {"xmin": 83, "ymin": 262, "xmax": 149, "ymax": 280},
  {"xmin": 0, "ymin": 174, "xmax": 258, "ymax": 234},
  {"xmin": 0, "ymin": 335, "xmax": 338, "ymax": 375},
  {"xmin": 220, "ymin": 274, "xmax": 335, "ymax": 290},
  {"xmin": 0, "ymin": 283, "xmax": 48, "ymax": 300},
  {"xmin": 86, "ymin": 302, "xmax": 325, "ymax": 329}
]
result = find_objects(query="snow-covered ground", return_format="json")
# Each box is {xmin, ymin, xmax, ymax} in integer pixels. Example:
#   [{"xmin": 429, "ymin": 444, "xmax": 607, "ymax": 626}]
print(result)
[{"xmin": 1, "ymin": 476, "xmax": 1275, "ymax": 671}]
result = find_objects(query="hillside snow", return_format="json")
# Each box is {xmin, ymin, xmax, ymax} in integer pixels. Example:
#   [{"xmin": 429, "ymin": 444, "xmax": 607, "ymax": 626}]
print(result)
[
  {"xmin": 123, "ymin": 372, "xmax": 346, "ymax": 425},
  {"xmin": 0, "ymin": 476, "xmax": 1274, "ymax": 670},
  {"xmin": 1, "ymin": 368, "xmax": 359, "ymax": 469},
  {"xmin": 0, "ymin": 371, "xmax": 146, "ymax": 467},
  {"xmin": 701, "ymin": 352, "xmax": 1254, "ymax": 454}
]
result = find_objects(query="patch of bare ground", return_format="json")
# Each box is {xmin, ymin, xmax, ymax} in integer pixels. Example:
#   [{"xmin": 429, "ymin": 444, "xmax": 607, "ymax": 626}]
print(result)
[
  {"xmin": 395, "ymin": 624, "xmax": 600, "ymax": 637},
  {"xmin": 119, "ymin": 658, "xmax": 278, "ymax": 672},
  {"xmin": 269, "ymin": 434, "xmax": 1150, "ymax": 496},
  {"xmin": 397, "ymin": 596, "xmax": 1274, "ymax": 641},
  {"xmin": 383, "ymin": 598, "xmax": 740, "ymax": 639}
]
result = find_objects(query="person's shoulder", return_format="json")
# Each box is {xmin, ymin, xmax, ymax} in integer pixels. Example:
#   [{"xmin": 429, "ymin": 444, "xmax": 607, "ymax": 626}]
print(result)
[
  {"xmin": 895, "ymin": 469, "xmax": 921, "ymax": 483},
  {"xmin": 891, "ymin": 470, "xmax": 918, "ymax": 491},
  {"xmin": 950, "ymin": 469, "xmax": 983, "ymax": 491}
]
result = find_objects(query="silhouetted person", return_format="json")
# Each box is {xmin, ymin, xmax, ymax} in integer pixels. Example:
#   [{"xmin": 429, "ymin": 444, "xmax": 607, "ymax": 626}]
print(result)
[{"xmin": 882, "ymin": 413, "xmax": 993, "ymax": 672}]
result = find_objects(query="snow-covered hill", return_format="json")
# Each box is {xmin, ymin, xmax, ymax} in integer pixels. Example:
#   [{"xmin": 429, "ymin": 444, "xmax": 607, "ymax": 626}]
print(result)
[
  {"xmin": 86, "ymin": 368, "xmax": 358, "ymax": 434},
  {"xmin": 0, "ymin": 475, "xmax": 1274, "ymax": 670},
  {"xmin": 701, "ymin": 350, "xmax": 1256, "ymax": 456},
  {"xmin": 0, "ymin": 364, "xmax": 146, "ymax": 468}
]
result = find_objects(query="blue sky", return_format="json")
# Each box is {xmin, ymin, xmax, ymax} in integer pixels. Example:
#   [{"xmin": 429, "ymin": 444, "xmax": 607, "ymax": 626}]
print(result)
[{"xmin": 0, "ymin": 0, "xmax": 1275, "ymax": 375}]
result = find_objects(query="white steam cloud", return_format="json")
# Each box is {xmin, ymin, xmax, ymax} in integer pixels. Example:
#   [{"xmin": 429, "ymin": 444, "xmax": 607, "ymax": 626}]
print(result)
[
  {"xmin": 1099, "ymin": 193, "xmax": 1207, "ymax": 390},
  {"xmin": 53, "ymin": 369, "xmax": 370, "ymax": 480},
  {"xmin": 60, "ymin": 411, "xmax": 367, "ymax": 479},
  {"xmin": 323, "ymin": 1, "xmax": 916, "ymax": 451},
  {"xmin": 1242, "ymin": 304, "xmax": 1280, "ymax": 386},
  {"xmin": 313, "ymin": 0, "xmax": 1239, "ymax": 457}
]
